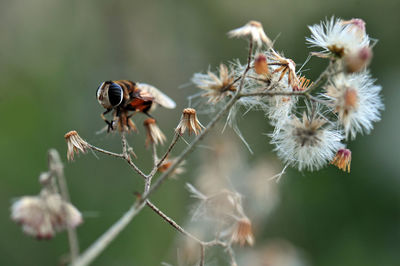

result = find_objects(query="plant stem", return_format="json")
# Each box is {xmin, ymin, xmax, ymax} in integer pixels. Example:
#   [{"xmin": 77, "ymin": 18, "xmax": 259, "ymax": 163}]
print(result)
[
  {"xmin": 146, "ymin": 200, "xmax": 203, "ymax": 243},
  {"xmin": 87, "ymin": 144, "xmax": 124, "ymax": 159},
  {"xmin": 199, "ymin": 244, "xmax": 205, "ymax": 266},
  {"xmin": 48, "ymin": 149, "xmax": 80, "ymax": 263},
  {"xmin": 71, "ymin": 202, "xmax": 145, "ymax": 266},
  {"xmin": 121, "ymin": 133, "xmax": 147, "ymax": 179},
  {"xmin": 156, "ymin": 133, "xmax": 181, "ymax": 168}
]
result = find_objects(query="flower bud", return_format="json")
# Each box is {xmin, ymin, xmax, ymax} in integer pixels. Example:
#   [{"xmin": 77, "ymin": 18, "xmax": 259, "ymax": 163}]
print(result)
[
  {"xmin": 331, "ymin": 148, "xmax": 352, "ymax": 172},
  {"xmin": 345, "ymin": 46, "xmax": 373, "ymax": 73},
  {"xmin": 254, "ymin": 54, "xmax": 270, "ymax": 75}
]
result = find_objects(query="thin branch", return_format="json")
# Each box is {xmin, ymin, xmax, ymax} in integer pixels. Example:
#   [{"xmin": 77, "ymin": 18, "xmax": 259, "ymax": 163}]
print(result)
[
  {"xmin": 83, "ymin": 138, "xmax": 146, "ymax": 179},
  {"xmin": 145, "ymin": 133, "xmax": 181, "ymax": 187},
  {"xmin": 239, "ymin": 90, "xmax": 306, "ymax": 98},
  {"xmin": 120, "ymin": 133, "xmax": 147, "ymax": 179},
  {"xmin": 48, "ymin": 149, "xmax": 80, "ymax": 263},
  {"xmin": 146, "ymin": 201, "xmax": 236, "ymax": 266},
  {"xmin": 71, "ymin": 201, "xmax": 145, "ymax": 266},
  {"xmin": 151, "ymin": 143, "xmax": 158, "ymax": 167},
  {"xmin": 156, "ymin": 133, "xmax": 181, "ymax": 168},
  {"xmin": 87, "ymin": 144, "xmax": 124, "ymax": 159},
  {"xmin": 221, "ymin": 75, "xmax": 242, "ymax": 93},
  {"xmin": 225, "ymin": 245, "xmax": 238, "ymax": 266},
  {"xmin": 199, "ymin": 244, "xmax": 205, "ymax": 266},
  {"xmin": 144, "ymin": 143, "xmax": 159, "ymax": 193},
  {"xmin": 303, "ymin": 60, "xmax": 334, "ymax": 93},
  {"xmin": 146, "ymin": 200, "xmax": 204, "ymax": 243}
]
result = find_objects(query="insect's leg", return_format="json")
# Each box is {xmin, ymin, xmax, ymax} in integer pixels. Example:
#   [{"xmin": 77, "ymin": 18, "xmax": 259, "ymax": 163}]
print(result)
[
  {"xmin": 143, "ymin": 111, "xmax": 154, "ymax": 119},
  {"xmin": 126, "ymin": 115, "xmax": 130, "ymax": 130},
  {"xmin": 101, "ymin": 109, "xmax": 114, "ymax": 132},
  {"xmin": 126, "ymin": 111, "xmax": 139, "ymax": 130}
]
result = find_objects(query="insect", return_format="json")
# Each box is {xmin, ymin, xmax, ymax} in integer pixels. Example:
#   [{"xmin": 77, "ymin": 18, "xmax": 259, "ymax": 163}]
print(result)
[{"xmin": 96, "ymin": 80, "xmax": 176, "ymax": 131}]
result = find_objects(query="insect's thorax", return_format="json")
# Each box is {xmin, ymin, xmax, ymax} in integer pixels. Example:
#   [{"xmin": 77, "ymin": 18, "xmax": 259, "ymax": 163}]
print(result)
[{"xmin": 113, "ymin": 80, "xmax": 153, "ymax": 113}]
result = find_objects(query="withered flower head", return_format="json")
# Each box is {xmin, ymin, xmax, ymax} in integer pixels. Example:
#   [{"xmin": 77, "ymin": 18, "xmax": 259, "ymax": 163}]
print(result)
[
  {"xmin": 228, "ymin": 20, "xmax": 272, "ymax": 48},
  {"xmin": 175, "ymin": 108, "xmax": 204, "ymax": 136},
  {"xmin": 157, "ymin": 157, "xmax": 185, "ymax": 178},
  {"xmin": 11, "ymin": 192, "xmax": 82, "ymax": 239},
  {"xmin": 231, "ymin": 217, "xmax": 255, "ymax": 246},
  {"xmin": 64, "ymin": 130, "xmax": 90, "ymax": 161},
  {"xmin": 270, "ymin": 50, "xmax": 299, "ymax": 90},
  {"xmin": 192, "ymin": 64, "xmax": 236, "ymax": 103},
  {"xmin": 344, "ymin": 46, "xmax": 373, "ymax": 73},
  {"xmin": 143, "ymin": 118, "xmax": 166, "ymax": 147},
  {"xmin": 254, "ymin": 53, "xmax": 270, "ymax": 76},
  {"xmin": 331, "ymin": 148, "xmax": 352, "ymax": 172},
  {"xmin": 11, "ymin": 196, "xmax": 54, "ymax": 239}
]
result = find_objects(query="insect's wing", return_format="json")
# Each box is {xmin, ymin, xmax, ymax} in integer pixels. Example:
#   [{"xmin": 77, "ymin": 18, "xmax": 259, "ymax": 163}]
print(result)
[{"xmin": 137, "ymin": 83, "xmax": 176, "ymax": 109}]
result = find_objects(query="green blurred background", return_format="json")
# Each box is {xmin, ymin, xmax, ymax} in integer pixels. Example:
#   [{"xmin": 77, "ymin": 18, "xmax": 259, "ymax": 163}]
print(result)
[{"xmin": 1, "ymin": 0, "xmax": 400, "ymax": 265}]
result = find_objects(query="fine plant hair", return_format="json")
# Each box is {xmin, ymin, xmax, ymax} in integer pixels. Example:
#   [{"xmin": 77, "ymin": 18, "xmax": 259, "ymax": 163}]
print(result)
[{"xmin": 11, "ymin": 17, "xmax": 383, "ymax": 265}]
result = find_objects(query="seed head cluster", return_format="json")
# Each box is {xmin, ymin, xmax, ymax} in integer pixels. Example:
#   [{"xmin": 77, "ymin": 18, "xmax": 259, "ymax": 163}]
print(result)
[{"xmin": 191, "ymin": 17, "xmax": 383, "ymax": 172}]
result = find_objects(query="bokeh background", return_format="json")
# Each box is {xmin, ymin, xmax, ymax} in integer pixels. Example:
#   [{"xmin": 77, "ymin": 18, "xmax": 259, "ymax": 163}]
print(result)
[{"xmin": 1, "ymin": 0, "xmax": 400, "ymax": 265}]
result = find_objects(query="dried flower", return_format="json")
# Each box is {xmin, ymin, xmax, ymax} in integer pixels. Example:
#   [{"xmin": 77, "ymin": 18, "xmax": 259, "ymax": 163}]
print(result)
[
  {"xmin": 331, "ymin": 148, "xmax": 352, "ymax": 172},
  {"xmin": 143, "ymin": 118, "xmax": 166, "ymax": 146},
  {"xmin": 325, "ymin": 72, "xmax": 383, "ymax": 139},
  {"xmin": 42, "ymin": 192, "xmax": 82, "ymax": 231},
  {"xmin": 175, "ymin": 108, "xmax": 204, "ymax": 136},
  {"xmin": 231, "ymin": 217, "xmax": 255, "ymax": 246},
  {"xmin": 11, "ymin": 191, "xmax": 82, "ymax": 239},
  {"xmin": 271, "ymin": 109, "xmax": 344, "ymax": 171},
  {"xmin": 228, "ymin": 20, "xmax": 272, "ymax": 48},
  {"xmin": 344, "ymin": 46, "xmax": 373, "ymax": 73},
  {"xmin": 307, "ymin": 17, "xmax": 370, "ymax": 58},
  {"xmin": 158, "ymin": 157, "xmax": 185, "ymax": 178},
  {"xmin": 11, "ymin": 196, "xmax": 54, "ymax": 239},
  {"xmin": 269, "ymin": 50, "xmax": 299, "ymax": 90},
  {"xmin": 64, "ymin": 130, "xmax": 90, "ymax": 161},
  {"xmin": 192, "ymin": 64, "xmax": 236, "ymax": 103},
  {"xmin": 254, "ymin": 53, "xmax": 270, "ymax": 76}
]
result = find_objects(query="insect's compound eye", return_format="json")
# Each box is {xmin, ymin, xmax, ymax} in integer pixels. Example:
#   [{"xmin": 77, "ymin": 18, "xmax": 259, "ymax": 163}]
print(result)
[
  {"xmin": 96, "ymin": 82, "xmax": 104, "ymax": 100},
  {"xmin": 108, "ymin": 83, "xmax": 123, "ymax": 107}
]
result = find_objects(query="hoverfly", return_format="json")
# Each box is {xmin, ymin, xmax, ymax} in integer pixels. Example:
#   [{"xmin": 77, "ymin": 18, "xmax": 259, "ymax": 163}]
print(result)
[{"xmin": 96, "ymin": 80, "xmax": 176, "ymax": 131}]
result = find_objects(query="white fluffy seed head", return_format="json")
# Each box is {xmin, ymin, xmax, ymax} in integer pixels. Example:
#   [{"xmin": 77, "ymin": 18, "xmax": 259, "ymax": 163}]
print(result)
[
  {"xmin": 325, "ymin": 72, "xmax": 383, "ymax": 140},
  {"xmin": 270, "ymin": 111, "xmax": 344, "ymax": 171},
  {"xmin": 306, "ymin": 17, "xmax": 370, "ymax": 58}
]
